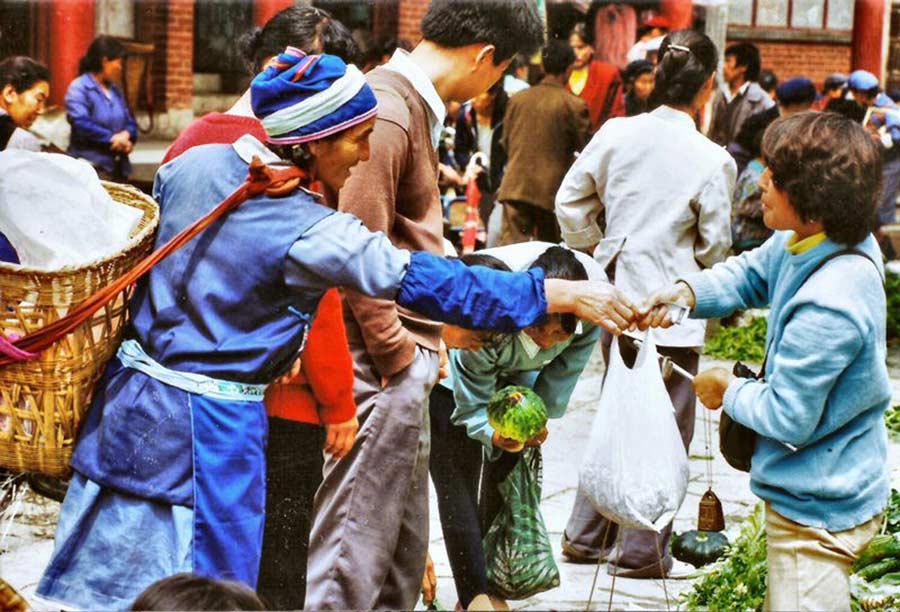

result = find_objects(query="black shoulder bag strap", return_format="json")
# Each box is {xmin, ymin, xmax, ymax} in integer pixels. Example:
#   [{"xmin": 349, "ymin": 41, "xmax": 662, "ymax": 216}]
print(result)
[{"xmin": 721, "ymin": 247, "xmax": 878, "ymax": 472}]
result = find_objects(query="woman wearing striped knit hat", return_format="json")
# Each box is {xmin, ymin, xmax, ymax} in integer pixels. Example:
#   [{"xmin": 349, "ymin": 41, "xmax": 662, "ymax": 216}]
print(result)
[{"xmin": 36, "ymin": 48, "xmax": 637, "ymax": 610}]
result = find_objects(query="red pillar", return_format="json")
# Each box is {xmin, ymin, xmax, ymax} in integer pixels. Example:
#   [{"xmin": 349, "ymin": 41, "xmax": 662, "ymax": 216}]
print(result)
[
  {"xmin": 660, "ymin": 0, "xmax": 693, "ymax": 31},
  {"xmin": 254, "ymin": 0, "xmax": 295, "ymax": 28},
  {"xmin": 852, "ymin": 0, "xmax": 886, "ymax": 79},
  {"xmin": 47, "ymin": 0, "xmax": 95, "ymax": 107}
]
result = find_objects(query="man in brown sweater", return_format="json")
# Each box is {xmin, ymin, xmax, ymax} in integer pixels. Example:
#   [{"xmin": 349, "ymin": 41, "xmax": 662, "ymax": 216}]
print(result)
[
  {"xmin": 305, "ymin": 2, "xmax": 546, "ymax": 609},
  {"xmin": 498, "ymin": 39, "xmax": 591, "ymax": 245}
]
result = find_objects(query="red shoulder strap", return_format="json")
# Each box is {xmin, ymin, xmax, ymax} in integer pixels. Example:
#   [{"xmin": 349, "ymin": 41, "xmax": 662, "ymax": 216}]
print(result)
[{"xmin": 0, "ymin": 157, "xmax": 305, "ymax": 366}]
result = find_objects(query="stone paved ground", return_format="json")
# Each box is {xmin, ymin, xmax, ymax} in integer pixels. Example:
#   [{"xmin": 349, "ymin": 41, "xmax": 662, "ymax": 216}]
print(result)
[{"xmin": 2, "ymin": 345, "xmax": 899, "ymax": 611}]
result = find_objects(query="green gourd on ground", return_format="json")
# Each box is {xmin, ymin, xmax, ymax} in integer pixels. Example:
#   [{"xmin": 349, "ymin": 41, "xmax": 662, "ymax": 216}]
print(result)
[
  {"xmin": 671, "ymin": 530, "xmax": 730, "ymax": 568},
  {"xmin": 486, "ymin": 386, "xmax": 548, "ymax": 443}
]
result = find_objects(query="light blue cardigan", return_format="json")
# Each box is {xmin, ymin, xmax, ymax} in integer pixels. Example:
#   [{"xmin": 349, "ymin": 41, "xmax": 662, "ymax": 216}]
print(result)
[{"xmin": 684, "ymin": 231, "xmax": 891, "ymax": 531}]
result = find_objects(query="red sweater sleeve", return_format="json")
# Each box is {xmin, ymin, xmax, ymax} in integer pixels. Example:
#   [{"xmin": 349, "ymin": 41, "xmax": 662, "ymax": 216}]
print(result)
[{"xmin": 301, "ymin": 288, "xmax": 357, "ymax": 424}]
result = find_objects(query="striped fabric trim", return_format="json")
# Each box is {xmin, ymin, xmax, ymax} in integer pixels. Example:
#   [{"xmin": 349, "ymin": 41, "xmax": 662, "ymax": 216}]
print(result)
[
  {"xmin": 261, "ymin": 64, "xmax": 368, "ymax": 137},
  {"xmin": 266, "ymin": 106, "xmax": 378, "ymax": 144}
]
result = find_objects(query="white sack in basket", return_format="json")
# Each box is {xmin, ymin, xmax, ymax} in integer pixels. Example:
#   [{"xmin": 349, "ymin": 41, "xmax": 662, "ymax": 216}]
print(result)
[
  {"xmin": 0, "ymin": 150, "xmax": 143, "ymax": 270},
  {"xmin": 578, "ymin": 331, "xmax": 689, "ymax": 531}
]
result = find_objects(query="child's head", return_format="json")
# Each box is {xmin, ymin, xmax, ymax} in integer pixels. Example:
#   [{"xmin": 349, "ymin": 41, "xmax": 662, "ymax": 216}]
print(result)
[
  {"xmin": 759, "ymin": 111, "xmax": 881, "ymax": 245},
  {"xmin": 525, "ymin": 247, "xmax": 588, "ymax": 349},
  {"xmin": 131, "ymin": 573, "xmax": 265, "ymax": 611},
  {"xmin": 441, "ymin": 253, "xmax": 511, "ymax": 352},
  {"xmin": 420, "ymin": 0, "xmax": 544, "ymax": 102}
]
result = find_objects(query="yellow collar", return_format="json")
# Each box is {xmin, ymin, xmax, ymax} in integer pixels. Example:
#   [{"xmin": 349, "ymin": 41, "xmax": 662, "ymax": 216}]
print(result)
[
  {"xmin": 786, "ymin": 231, "xmax": 827, "ymax": 254},
  {"xmin": 568, "ymin": 67, "xmax": 589, "ymax": 96}
]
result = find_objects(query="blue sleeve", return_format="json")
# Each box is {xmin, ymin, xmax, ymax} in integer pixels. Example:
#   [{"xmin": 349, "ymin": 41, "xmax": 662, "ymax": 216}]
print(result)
[
  {"xmin": 723, "ymin": 305, "xmax": 862, "ymax": 447},
  {"xmin": 285, "ymin": 212, "xmax": 410, "ymax": 298},
  {"xmin": 65, "ymin": 79, "xmax": 115, "ymax": 145},
  {"xmin": 682, "ymin": 234, "xmax": 779, "ymax": 319},
  {"xmin": 398, "ymin": 251, "xmax": 548, "ymax": 332},
  {"xmin": 533, "ymin": 324, "xmax": 602, "ymax": 419}
]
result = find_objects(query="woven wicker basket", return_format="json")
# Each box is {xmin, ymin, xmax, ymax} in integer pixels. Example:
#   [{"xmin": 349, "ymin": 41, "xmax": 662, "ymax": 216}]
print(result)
[{"xmin": 0, "ymin": 182, "xmax": 159, "ymax": 477}]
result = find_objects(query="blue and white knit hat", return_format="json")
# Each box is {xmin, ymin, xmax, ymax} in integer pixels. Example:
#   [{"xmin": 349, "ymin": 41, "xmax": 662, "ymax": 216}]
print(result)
[{"xmin": 251, "ymin": 46, "xmax": 378, "ymax": 145}]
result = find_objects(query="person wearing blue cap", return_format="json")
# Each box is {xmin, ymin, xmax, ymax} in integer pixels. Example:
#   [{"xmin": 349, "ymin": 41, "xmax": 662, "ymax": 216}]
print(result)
[
  {"xmin": 728, "ymin": 77, "xmax": 817, "ymax": 175},
  {"xmin": 812, "ymin": 72, "xmax": 848, "ymax": 111},
  {"xmin": 35, "ymin": 47, "xmax": 638, "ymax": 610},
  {"xmin": 849, "ymin": 69, "xmax": 900, "ymax": 256}
]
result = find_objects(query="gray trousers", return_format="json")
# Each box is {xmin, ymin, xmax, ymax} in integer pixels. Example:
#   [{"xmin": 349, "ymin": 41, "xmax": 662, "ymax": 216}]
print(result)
[
  {"xmin": 305, "ymin": 341, "xmax": 439, "ymax": 610},
  {"xmin": 565, "ymin": 332, "xmax": 699, "ymax": 573}
]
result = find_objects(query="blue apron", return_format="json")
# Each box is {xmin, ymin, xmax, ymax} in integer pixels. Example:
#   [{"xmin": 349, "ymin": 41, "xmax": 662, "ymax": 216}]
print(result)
[{"xmin": 117, "ymin": 339, "xmax": 270, "ymax": 586}]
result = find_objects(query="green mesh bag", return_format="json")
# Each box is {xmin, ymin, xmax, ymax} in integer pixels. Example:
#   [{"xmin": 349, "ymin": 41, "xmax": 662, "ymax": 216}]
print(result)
[{"xmin": 483, "ymin": 447, "xmax": 561, "ymax": 600}]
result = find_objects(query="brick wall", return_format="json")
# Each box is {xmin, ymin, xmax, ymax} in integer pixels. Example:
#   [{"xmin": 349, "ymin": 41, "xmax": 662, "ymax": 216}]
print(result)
[
  {"xmin": 135, "ymin": 0, "xmax": 193, "ymax": 112},
  {"xmin": 730, "ymin": 39, "xmax": 852, "ymax": 88},
  {"xmin": 398, "ymin": 0, "xmax": 429, "ymax": 47},
  {"xmin": 165, "ymin": 0, "xmax": 193, "ymax": 110}
]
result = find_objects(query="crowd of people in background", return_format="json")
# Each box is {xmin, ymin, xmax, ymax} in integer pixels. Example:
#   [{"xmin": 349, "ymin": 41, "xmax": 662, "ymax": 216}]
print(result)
[{"xmin": 0, "ymin": 2, "xmax": 896, "ymax": 611}]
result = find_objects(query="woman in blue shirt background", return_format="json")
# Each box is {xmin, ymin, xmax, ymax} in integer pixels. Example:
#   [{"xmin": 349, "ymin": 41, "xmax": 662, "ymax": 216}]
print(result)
[{"xmin": 65, "ymin": 36, "xmax": 137, "ymax": 180}]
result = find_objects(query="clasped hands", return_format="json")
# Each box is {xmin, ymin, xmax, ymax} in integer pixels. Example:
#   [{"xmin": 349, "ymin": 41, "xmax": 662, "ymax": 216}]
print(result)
[
  {"xmin": 587, "ymin": 280, "xmax": 735, "ymax": 411},
  {"xmin": 568, "ymin": 279, "xmax": 694, "ymax": 337}
]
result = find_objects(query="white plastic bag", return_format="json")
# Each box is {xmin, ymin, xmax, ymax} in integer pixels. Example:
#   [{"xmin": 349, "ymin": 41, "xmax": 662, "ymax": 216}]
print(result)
[
  {"xmin": 578, "ymin": 331, "xmax": 689, "ymax": 531},
  {"xmin": 0, "ymin": 150, "xmax": 142, "ymax": 270}
]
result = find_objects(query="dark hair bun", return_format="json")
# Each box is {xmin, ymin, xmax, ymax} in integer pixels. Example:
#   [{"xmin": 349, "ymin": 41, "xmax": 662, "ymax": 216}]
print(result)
[{"xmin": 652, "ymin": 30, "xmax": 718, "ymax": 107}]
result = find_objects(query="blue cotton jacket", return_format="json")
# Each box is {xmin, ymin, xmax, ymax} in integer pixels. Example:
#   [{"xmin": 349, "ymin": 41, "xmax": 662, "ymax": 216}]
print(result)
[
  {"xmin": 72, "ymin": 136, "xmax": 553, "ymax": 505},
  {"xmin": 684, "ymin": 232, "xmax": 891, "ymax": 531},
  {"xmin": 65, "ymin": 73, "xmax": 138, "ymax": 175}
]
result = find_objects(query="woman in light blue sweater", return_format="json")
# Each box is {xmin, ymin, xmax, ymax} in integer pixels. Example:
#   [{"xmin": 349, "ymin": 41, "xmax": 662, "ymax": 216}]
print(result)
[{"xmin": 646, "ymin": 112, "xmax": 891, "ymax": 611}]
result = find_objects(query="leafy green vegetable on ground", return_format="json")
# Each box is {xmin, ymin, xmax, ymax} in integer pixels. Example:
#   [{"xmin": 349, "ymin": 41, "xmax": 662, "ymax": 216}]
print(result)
[
  {"xmin": 704, "ymin": 317, "xmax": 767, "ymax": 363},
  {"xmin": 885, "ymin": 406, "xmax": 900, "ymax": 441},
  {"xmin": 850, "ymin": 490, "xmax": 900, "ymax": 611},
  {"xmin": 680, "ymin": 504, "xmax": 767, "ymax": 612},
  {"xmin": 886, "ymin": 270, "xmax": 900, "ymax": 340}
]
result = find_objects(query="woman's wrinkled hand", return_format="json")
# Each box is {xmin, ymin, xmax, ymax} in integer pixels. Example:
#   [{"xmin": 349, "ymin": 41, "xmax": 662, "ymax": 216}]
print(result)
[
  {"xmin": 693, "ymin": 367, "xmax": 733, "ymax": 410},
  {"xmin": 323, "ymin": 416, "xmax": 358, "ymax": 459},
  {"xmin": 569, "ymin": 281, "xmax": 641, "ymax": 336}
]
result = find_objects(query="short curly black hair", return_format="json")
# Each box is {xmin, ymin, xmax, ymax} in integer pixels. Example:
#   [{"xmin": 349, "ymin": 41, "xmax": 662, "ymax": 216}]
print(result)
[{"xmin": 762, "ymin": 111, "xmax": 882, "ymax": 246}]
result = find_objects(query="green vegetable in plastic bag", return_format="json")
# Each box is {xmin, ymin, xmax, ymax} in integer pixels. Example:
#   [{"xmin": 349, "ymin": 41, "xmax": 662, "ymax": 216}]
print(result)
[{"xmin": 483, "ymin": 447, "xmax": 560, "ymax": 600}]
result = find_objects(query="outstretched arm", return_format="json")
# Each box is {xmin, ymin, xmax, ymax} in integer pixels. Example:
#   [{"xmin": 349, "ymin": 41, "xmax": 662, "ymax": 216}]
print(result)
[{"xmin": 286, "ymin": 212, "xmax": 639, "ymax": 335}]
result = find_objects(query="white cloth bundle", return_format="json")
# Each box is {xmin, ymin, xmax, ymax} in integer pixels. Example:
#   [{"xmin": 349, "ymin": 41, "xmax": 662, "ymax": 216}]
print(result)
[{"xmin": 0, "ymin": 151, "xmax": 143, "ymax": 270}]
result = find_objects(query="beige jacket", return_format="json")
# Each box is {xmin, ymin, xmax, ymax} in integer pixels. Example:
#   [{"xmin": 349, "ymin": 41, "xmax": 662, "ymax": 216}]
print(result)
[{"xmin": 555, "ymin": 105, "xmax": 736, "ymax": 347}]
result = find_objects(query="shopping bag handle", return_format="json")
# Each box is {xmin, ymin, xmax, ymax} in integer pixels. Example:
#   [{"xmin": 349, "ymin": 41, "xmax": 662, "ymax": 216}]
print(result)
[{"xmin": 0, "ymin": 157, "xmax": 305, "ymax": 367}]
